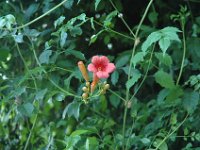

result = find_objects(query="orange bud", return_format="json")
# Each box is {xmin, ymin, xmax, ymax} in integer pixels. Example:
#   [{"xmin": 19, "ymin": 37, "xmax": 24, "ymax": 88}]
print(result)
[
  {"xmin": 78, "ymin": 61, "xmax": 89, "ymax": 82},
  {"xmin": 91, "ymin": 74, "xmax": 99, "ymax": 93},
  {"xmin": 93, "ymin": 74, "xmax": 99, "ymax": 84}
]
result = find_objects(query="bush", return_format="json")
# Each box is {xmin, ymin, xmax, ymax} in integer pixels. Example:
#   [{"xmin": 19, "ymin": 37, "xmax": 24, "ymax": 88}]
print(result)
[{"xmin": 0, "ymin": 0, "xmax": 200, "ymax": 149}]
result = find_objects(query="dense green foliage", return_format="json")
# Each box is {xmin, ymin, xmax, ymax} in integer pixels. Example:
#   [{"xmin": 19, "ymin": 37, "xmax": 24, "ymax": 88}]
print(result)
[{"xmin": 0, "ymin": 0, "xmax": 200, "ymax": 149}]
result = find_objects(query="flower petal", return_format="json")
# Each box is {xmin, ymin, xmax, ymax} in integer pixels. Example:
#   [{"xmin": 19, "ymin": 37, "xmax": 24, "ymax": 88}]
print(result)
[
  {"xmin": 106, "ymin": 63, "xmax": 116, "ymax": 73},
  {"xmin": 100, "ymin": 56, "xmax": 109, "ymax": 65},
  {"xmin": 96, "ymin": 71, "xmax": 109, "ymax": 78},
  {"xmin": 88, "ymin": 64, "xmax": 97, "ymax": 72},
  {"xmin": 91, "ymin": 56, "xmax": 100, "ymax": 65}
]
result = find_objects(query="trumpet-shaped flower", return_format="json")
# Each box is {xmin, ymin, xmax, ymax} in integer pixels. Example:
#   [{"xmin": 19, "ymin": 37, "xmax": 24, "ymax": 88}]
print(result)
[{"xmin": 87, "ymin": 56, "xmax": 115, "ymax": 78}]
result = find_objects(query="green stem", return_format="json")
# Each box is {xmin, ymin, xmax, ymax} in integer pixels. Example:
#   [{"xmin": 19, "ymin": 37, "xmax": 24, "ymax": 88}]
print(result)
[
  {"xmin": 135, "ymin": 0, "xmax": 154, "ymax": 36},
  {"xmin": 176, "ymin": 23, "xmax": 186, "ymax": 85},
  {"xmin": 24, "ymin": 114, "xmax": 38, "ymax": 150},
  {"xmin": 15, "ymin": 42, "xmax": 38, "ymax": 90},
  {"xmin": 109, "ymin": 0, "xmax": 136, "ymax": 38},
  {"xmin": 17, "ymin": 0, "xmax": 68, "ymax": 29},
  {"xmin": 155, "ymin": 114, "xmax": 189, "ymax": 150},
  {"xmin": 122, "ymin": 105, "xmax": 128, "ymax": 149},
  {"xmin": 123, "ymin": 1, "xmax": 154, "ymax": 149},
  {"xmin": 130, "ymin": 43, "xmax": 155, "ymax": 101},
  {"xmin": 90, "ymin": 17, "xmax": 134, "ymax": 41},
  {"xmin": 108, "ymin": 89, "xmax": 126, "ymax": 102},
  {"xmin": 26, "ymin": 36, "xmax": 81, "ymax": 99},
  {"xmin": 16, "ymin": 41, "xmax": 39, "ymax": 150},
  {"xmin": 125, "ymin": 118, "xmax": 135, "ymax": 150},
  {"xmin": 125, "ymin": 44, "xmax": 155, "ymax": 149}
]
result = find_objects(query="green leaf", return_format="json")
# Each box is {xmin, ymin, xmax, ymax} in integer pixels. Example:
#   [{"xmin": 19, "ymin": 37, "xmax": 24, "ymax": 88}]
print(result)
[
  {"xmin": 166, "ymin": 86, "xmax": 183, "ymax": 101},
  {"xmin": 154, "ymin": 70, "xmax": 175, "ymax": 89},
  {"xmin": 13, "ymin": 34, "xmax": 24, "ymax": 43},
  {"xmin": 24, "ymin": 29, "xmax": 40, "ymax": 37},
  {"xmin": 70, "ymin": 26, "xmax": 82, "ymax": 37},
  {"xmin": 85, "ymin": 137, "xmax": 99, "ymax": 150},
  {"xmin": 100, "ymin": 95, "xmax": 107, "ymax": 112},
  {"xmin": 161, "ymin": 26, "xmax": 181, "ymax": 42},
  {"xmin": 71, "ymin": 129, "xmax": 92, "ymax": 137},
  {"xmin": 11, "ymin": 86, "xmax": 26, "ymax": 98},
  {"xmin": 111, "ymin": 71, "xmax": 119, "ymax": 85},
  {"xmin": 141, "ymin": 138, "xmax": 150, "ymax": 145},
  {"xmin": 115, "ymin": 55, "xmax": 130, "ymax": 68},
  {"xmin": 183, "ymin": 90, "xmax": 199, "ymax": 114},
  {"xmin": 155, "ymin": 52, "xmax": 172, "ymax": 67},
  {"xmin": 35, "ymin": 89, "xmax": 47, "ymax": 101},
  {"xmin": 39, "ymin": 50, "xmax": 52, "ymax": 64},
  {"xmin": 142, "ymin": 26, "xmax": 181, "ymax": 53},
  {"xmin": 60, "ymin": 30, "xmax": 68, "ymax": 48},
  {"xmin": 5, "ymin": 14, "xmax": 16, "ymax": 24},
  {"xmin": 153, "ymin": 139, "xmax": 168, "ymax": 150},
  {"xmin": 142, "ymin": 32, "xmax": 161, "ymax": 52},
  {"xmin": 126, "ymin": 70, "xmax": 141, "ymax": 90},
  {"xmin": 25, "ymin": 4, "xmax": 39, "ymax": 19},
  {"xmin": 65, "ymin": 135, "xmax": 81, "ymax": 149},
  {"xmin": 109, "ymin": 93, "xmax": 120, "ymax": 108},
  {"xmin": 55, "ymin": 93, "xmax": 65, "ymax": 101},
  {"xmin": 90, "ymin": 17, "xmax": 95, "ymax": 30},
  {"xmin": 158, "ymin": 37, "xmax": 171, "ymax": 54},
  {"xmin": 63, "ymin": 0, "xmax": 74, "ymax": 9},
  {"xmin": 157, "ymin": 89, "xmax": 169, "ymax": 104},
  {"xmin": 104, "ymin": 10, "xmax": 118, "ymax": 27},
  {"xmin": 18, "ymin": 103, "xmax": 34, "ymax": 117},
  {"xmin": 62, "ymin": 101, "xmax": 81, "ymax": 120},
  {"xmin": 65, "ymin": 49, "xmax": 85, "ymax": 60},
  {"xmin": 95, "ymin": 0, "xmax": 102, "ymax": 10},
  {"xmin": 103, "ymin": 119, "xmax": 115, "ymax": 129},
  {"xmin": 54, "ymin": 16, "xmax": 65, "ymax": 28},
  {"xmin": 148, "ymin": 11, "xmax": 158, "ymax": 24},
  {"xmin": 131, "ymin": 52, "xmax": 145, "ymax": 68},
  {"xmin": 76, "ymin": 13, "xmax": 86, "ymax": 21},
  {"xmin": 0, "ymin": 48, "xmax": 9, "ymax": 61},
  {"xmin": 0, "ymin": 18, "xmax": 6, "ymax": 28}
]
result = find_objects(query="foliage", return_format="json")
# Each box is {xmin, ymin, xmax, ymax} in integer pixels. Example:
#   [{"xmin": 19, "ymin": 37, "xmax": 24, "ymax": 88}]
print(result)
[{"xmin": 0, "ymin": 0, "xmax": 200, "ymax": 150}]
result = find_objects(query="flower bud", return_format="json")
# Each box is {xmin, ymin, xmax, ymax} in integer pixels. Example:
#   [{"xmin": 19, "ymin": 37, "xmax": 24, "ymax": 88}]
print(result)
[
  {"xmin": 78, "ymin": 61, "xmax": 89, "ymax": 82},
  {"xmin": 82, "ymin": 87, "xmax": 88, "ymax": 92},
  {"xmin": 104, "ymin": 84, "xmax": 110, "ymax": 90},
  {"xmin": 86, "ymin": 82, "xmax": 90, "ymax": 87},
  {"xmin": 82, "ymin": 93, "xmax": 88, "ymax": 100},
  {"xmin": 90, "ymin": 74, "xmax": 99, "ymax": 93},
  {"xmin": 100, "ymin": 89, "xmax": 106, "ymax": 95},
  {"xmin": 118, "ymin": 13, "xmax": 123, "ymax": 18}
]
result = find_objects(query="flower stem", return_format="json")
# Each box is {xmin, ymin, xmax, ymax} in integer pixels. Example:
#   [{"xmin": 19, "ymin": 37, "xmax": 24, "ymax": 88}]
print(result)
[{"xmin": 176, "ymin": 23, "xmax": 186, "ymax": 85}]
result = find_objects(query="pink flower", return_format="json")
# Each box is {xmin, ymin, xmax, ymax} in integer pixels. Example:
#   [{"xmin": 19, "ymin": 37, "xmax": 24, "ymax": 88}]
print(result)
[{"xmin": 87, "ymin": 55, "xmax": 116, "ymax": 78}]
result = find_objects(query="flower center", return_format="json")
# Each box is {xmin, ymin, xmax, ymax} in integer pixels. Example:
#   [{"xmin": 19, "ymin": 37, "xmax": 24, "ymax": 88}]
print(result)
[{"xmin": 98, "ymin": 67, "xmax": 102, "ymax": 71}]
